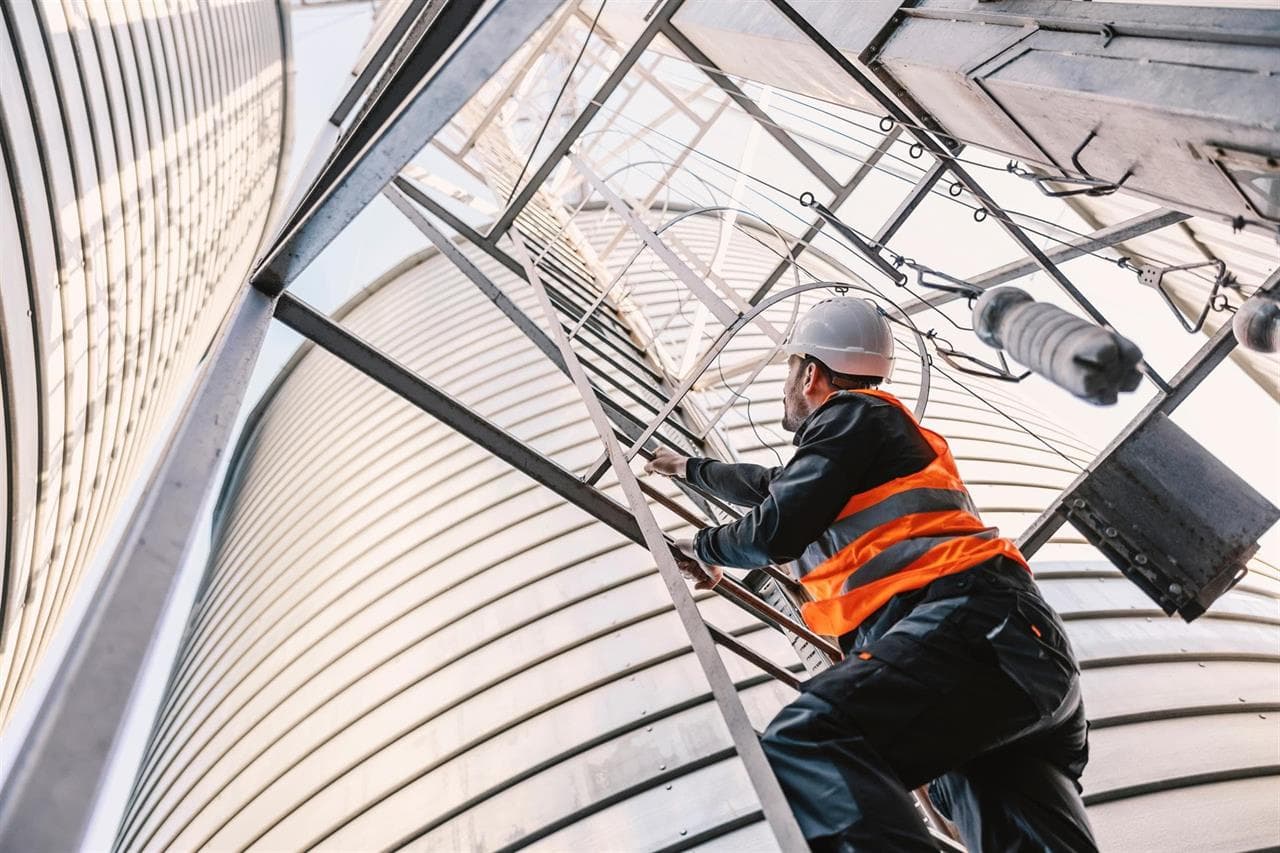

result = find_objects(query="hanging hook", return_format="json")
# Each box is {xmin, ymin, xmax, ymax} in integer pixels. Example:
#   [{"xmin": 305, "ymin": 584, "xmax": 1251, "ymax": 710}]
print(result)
[
  {"xmin": 1005, "ymin": 131, "xmax": 1133, "ymax": 198},
  {"xmin": 797, "ymin": 189, "xmax": 907, "ymax": 285},
  {"xmin": 1136, "ymin": 258, "xmax": 1237, "ymax": 334},
  {"xmin": 931, "ymin": 333, "xmax": 1031, "ymax": 382},
  {"xmin": 906, "ymin": 262, "xmax": 982, "ymax": 300}
]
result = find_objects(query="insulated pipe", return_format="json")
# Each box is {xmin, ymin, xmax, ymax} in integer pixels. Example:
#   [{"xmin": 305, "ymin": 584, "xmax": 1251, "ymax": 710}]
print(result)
[
  {"xmin": 1232, "ymin": 290, "xmax": 1280, "ymax": 353},
  {"xmin": 973, "ymin": 287, "xmax": 1143, "ymax": 405}
]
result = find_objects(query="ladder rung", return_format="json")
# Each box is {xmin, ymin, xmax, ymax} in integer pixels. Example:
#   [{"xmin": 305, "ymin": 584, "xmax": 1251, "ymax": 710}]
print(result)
[
  {"xmin": 714, "ymin": 576, "xmax": 842, "ymax": 661},
  {"xmin": 706, "ymin": 624, "xmax": 803, "ymax": 689},
  {"xmin": 638, "ymin": 480, "xmax": 706, "ymax": 528}
]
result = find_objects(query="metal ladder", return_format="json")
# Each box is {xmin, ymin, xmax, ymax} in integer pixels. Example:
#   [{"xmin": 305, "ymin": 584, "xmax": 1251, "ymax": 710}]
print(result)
[{"xmin": 382, "ymin": 151, "xmax": 964, "ymax": 846}]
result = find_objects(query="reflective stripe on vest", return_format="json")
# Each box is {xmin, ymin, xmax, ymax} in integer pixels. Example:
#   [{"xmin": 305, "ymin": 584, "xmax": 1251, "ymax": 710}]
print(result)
[{"xmin": 796, "ymin": 390, "xmax": 1029, "ymax": 637}]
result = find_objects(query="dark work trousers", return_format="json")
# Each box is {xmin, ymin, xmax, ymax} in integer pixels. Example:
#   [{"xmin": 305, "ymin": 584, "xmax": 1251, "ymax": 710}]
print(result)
[{"xmin": 760, "ymin": 557, "xmax": 1097, "ymax": 853}]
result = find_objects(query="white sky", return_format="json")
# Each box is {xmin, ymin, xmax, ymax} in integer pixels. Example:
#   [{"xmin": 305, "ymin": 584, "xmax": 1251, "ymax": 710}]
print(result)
[{"xmin": 3, "ymin": 3, "xmax": 1272, "ymax": 849}]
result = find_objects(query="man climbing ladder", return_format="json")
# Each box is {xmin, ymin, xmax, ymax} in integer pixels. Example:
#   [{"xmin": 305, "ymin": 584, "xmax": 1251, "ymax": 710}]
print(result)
[{"xmin": 645, "ymin": 298, "xmax": 1097, "ymax": 852}]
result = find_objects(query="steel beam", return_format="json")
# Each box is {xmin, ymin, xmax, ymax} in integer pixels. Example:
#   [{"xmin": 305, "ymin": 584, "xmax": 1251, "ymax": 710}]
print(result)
[
  {"xmin": 875, "ymin": 160, "xmax": 946, "ymax": 245},
  {"xmin": 383, "ymin": 184, "xmax": 568, "ymax": 370},
  {"xmin": 571, "ymin": 153, "xmax": 741, "ymax": 327},
  {"xmin": 457, "ymin": 1, "xmax": 580, "ymax": 156},
  {"xmin": 751, "ymin": 128, "xmax": 902, "ymax": 305},
  {"xmin": 662, "ymin": 23, "xmax": 842, "ymax": 194},
  {"xmin": 505, "ymin": 235, "xmax": 811, "ymax": 852},
  {"xmin": 0, "ymin": 287, "xmax": 275, "ymax": 852},
  {"xmin": 280, "ymin": 1, "xmax": 444, "ymax": 225},
  {"xmin": 765, "ymin": 0, "xmax": 1170, "ymax": 391},
  {"xmin": 274, "ymin": 292, "xmax": 645, "ymax": 542},
  {"xmin": 269, "ymin": 0, "xmax": 487, "ymax": 281},
  {"xmin": 488, "ymin": 0, "xmax": 686, "ymax": 241},
  {"xmin": 1018, "ymin": 268, "xmax": 1280, "ymax": 556},
  {"xmin": 904, "ymin": 207, "xmax": 1193, "ymax": 317},
  {"xmin": 970, "ymin": 208, "xmax": 1191, "ymax": 289},
  {"xmin": 393, "ymin": 176, "xmax": 527, "ymax": 278},
  {"xmin": 253, "ymin": 0, "xmax": 559, "ymax": 293},
  {"xmin": 330, "ymin": 0, "xmax": 443, "ymax": 125},
  {"xmin": 383, "ymin": 181, "xmax": 693, "ymax": 456}
]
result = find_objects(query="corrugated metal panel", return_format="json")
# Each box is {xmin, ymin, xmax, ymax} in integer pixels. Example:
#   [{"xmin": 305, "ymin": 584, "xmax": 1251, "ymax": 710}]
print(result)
[
  {"xmin": 0, "ymin": 0, "xmax": 288, "ymax": 729},
  {"xmin": 117, "ymin": 211, "xmax": 1278, "ymax": 850},
  {"xmin": 1087, "ymin": 777, "xmax": 1279, "ymax": 852}
]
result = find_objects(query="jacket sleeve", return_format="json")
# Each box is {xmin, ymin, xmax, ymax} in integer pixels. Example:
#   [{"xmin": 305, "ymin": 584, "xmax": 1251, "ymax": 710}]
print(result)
[
  {"xmin": 684, "ymin": 458, "xmax": 779, "ymax": 507},
  {"xmin": 693, "ymin": 401, "xmax": 875, "ymax": 569}
]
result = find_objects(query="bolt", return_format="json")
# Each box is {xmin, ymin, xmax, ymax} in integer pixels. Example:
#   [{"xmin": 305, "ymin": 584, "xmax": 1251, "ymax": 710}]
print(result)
[
  {"xmin": 1198, "ymin": 662, "xmax": 1207, "ymax": 668},
  {"xmin": 1134, "ymin": 554, "xmax": 1148, "ymax": 565},
  {"xmin": 1239, "ymin": 697, "xmax": 1247, "ymax": 702},
  {"xmin": 1072, "ymin": 498, "xmax": 1086, "ymax": 509},
  {"xmin": 1169, "ymin": 583, "xmax": 1182, "ymax": 595},
  {"xmin": 660, "ymin": 764, "xmax": 666, "ymax": 771},
  {"xmin": 666, "ymin": 784, "xmax": 673, "ymax": 790},
  {"xmin": 680, "ymin": 830, "xmax": 688, "ymax": 837},
  {"xmin": 646, "ymin": 726, "xmax": 653, "ymax": 732},
  {"xmin": 1104, "ymin": 527, "xmax": 1118, "ymax": 538}
]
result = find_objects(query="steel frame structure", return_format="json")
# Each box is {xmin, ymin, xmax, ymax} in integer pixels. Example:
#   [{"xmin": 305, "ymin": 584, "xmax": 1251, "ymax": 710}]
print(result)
[{"xmin": 0, "ymin": 1, "xmax": 1259, "ymax": 850}]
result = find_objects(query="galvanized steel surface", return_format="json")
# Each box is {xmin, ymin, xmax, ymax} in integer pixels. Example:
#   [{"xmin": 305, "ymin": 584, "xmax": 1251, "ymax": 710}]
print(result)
[{"xmin": 0, "ymin": 0, "xmax": 288, "ymax": 730}]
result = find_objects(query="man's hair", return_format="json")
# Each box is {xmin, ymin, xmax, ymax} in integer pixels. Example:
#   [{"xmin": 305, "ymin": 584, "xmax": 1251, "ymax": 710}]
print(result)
[{"xmin": 801, "ymin": 355, "xmax": 882, "ymax": 390}]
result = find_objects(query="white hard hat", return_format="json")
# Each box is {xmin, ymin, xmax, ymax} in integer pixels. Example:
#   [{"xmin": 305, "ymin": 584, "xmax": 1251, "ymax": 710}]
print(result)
[{"xmin": 782, "ymin": 297, "xmax": 894, "ymax": 379}]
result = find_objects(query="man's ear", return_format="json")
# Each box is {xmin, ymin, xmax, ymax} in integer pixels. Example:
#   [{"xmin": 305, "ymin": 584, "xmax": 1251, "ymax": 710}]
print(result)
[{"xmin": 803, "ymin": 361, "xmax": 823, "ymax": 394}]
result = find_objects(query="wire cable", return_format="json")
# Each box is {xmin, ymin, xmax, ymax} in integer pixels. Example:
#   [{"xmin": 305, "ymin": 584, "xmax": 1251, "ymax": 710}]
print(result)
[
  {"xmin": 586, "ymin": 98, "xmax": 1251, "ymax": 351},
  {"xmin": 559, "ymin": 161, "xmax": 1079, "ymax": 484},
  {"xmin": 715, "ymin": 352, "xmax": 786, "ymax": 468},
  {"xmin": 579, "ymin": 52, "xmax": 1267, "ymax": 297},
  {"xmin": 505, "ymin": 0, "xmax": 609, "ymax": 205},
  {"xmin": 582, "ymin": 148, "xmax": 1089, "ymax": 475},
  {"xmin": 586, "ymin": 80, "xmax": 1239, "ymax": 291}
]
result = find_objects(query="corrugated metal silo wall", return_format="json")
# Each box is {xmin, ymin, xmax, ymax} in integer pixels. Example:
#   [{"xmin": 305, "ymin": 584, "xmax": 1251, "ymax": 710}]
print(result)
[
  {"xmin": 117, "ymin": 211, "xmax": 1279, "ymax": 851},
  {"xmin": 0, "ymin": 0, "xmax": 289, "ymax": 728}
]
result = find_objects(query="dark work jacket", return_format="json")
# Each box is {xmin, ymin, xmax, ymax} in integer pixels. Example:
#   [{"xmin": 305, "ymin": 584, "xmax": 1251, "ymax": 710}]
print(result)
[{"xmin": 689, "ymin": 392, "xmax": 941, "ymax": 644}]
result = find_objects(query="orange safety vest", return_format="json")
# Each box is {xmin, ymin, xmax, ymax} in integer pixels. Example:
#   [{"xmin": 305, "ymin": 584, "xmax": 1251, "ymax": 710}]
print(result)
[{"xmin": 796, "ymin": 389, "xmax": 1029, "ymax": 637}]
